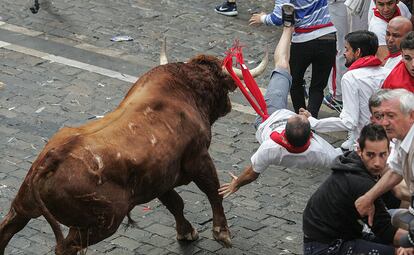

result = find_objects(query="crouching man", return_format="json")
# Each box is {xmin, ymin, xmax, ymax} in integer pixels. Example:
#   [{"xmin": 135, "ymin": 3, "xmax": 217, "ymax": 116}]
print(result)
[{"xmin": 303, "ymin": 124, "xmax": 414, "ymax": 255}]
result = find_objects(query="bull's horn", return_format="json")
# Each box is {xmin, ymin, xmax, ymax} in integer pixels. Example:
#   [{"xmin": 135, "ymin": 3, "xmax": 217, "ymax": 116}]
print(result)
[
  {"xmin": 160, "ymin": 37, "xmax": 168, "ymax": 65},
  {"xmin": 224, "ymin": 49, "xmax": 269, "ymax": 78}
]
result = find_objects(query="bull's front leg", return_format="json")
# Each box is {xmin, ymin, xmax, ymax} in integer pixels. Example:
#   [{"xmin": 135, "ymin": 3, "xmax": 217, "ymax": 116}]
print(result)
[{"xmin": 191, "ymin": 152, "xmax": 231, "ymax": 247}]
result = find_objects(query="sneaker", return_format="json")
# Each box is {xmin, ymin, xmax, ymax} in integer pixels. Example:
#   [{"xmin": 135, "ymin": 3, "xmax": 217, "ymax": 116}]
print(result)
[
  {"xmin": 341, "ymin": 131, "xmax": 356, "ymax": 151},
  {"xmin": 281, "ymin": 3, "xmax": 295, "ymax": 27},
  {"xmin": 215, "ymin": 1, "xmax": 238, "ymax": 16},
  {"xmin": 323, "ymin": 93, "xmax": 343, "ymax": 114}
]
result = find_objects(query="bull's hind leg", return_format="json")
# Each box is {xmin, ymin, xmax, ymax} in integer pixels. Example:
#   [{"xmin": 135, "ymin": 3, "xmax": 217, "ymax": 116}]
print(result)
[
  {"xmin": 0, "ymin": 207, "xmax": 31, "ymax": 255},
  {"xmin": 158, "ymin": 190, "xmax": 198, "ymax": 241},
  {"xmin": 192, "ymin": 154, "xmax": 231, "ymax": 247}
]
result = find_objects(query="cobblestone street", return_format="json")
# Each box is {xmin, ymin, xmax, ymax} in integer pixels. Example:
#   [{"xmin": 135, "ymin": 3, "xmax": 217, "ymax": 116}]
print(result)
[{"xmin": 0, "ymin": 0, "xmax": 345, "ymax": 254}]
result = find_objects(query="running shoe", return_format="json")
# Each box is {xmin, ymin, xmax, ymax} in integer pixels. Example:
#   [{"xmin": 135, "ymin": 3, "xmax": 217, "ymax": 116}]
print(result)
[
  {"xmin": 215, "ymin": 1, "xmax": 238, "ymax": 16},
  {"xmin": 323, "ymin": 93, "xmax": 343, "ymax": 114}
]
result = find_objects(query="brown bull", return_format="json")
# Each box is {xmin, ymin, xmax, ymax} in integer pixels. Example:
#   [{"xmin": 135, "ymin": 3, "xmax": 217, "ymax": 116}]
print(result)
[{"xmin": 0, "ymin": 50, "xmax": 266, "ymax": 254}]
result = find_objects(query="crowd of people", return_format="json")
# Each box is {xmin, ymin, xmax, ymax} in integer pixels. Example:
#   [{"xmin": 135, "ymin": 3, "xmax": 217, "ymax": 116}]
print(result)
[{"xmin": 216, "ymin": 1, "xmax": 414, "ymax": 254}]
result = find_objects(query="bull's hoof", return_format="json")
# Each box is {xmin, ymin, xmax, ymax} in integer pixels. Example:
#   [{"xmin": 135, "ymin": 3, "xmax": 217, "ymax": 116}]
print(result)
[
  {"xmin": 177, "ymin": 228, "xmax": 199, "ymax": 241},
  {"xmin": 213, "ymin": 226, "xmax": 232, "ymax": 248}
]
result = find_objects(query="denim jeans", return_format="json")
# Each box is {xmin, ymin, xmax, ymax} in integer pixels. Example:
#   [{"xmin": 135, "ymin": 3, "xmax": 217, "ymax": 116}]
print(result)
[
  {"xmin": 303, "ymin": 239, "xmax": 395, "ymax": 255},
  {"xmin": 254, "ymin": 67, "xmax": 292, "ymax": 129}
]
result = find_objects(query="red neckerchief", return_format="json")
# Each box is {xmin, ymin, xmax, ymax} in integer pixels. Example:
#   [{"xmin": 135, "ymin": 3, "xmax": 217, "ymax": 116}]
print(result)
[
  {"xmin": 294, "ymin": 22, "xmax": 334, "ymax": 33},
  {"xmin": 382, "ymin": 61, "xmax": 414, "ymax": 92},
  {"xmin": 270, "ymin": 130, "xmax": 312, "ymax": 153},
  {"xmin": 348, "ymin": 56, "xmax": 382, "ymax": 71},
  {"xmin": 373, "ymin": 6, "xmax": 401, "ymax": 22},
  {"xmin": 383, "ymin": 51, "xmax": 402, "ymax": 63},
  {"xmin": 222, "ymin": 41, "xmax": 269, "ymax": 121}
]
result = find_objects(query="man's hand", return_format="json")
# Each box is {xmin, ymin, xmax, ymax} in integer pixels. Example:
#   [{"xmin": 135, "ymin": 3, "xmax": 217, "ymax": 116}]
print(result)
[
  {"xmin": 249, "ymin": 12, "xmax": 266, "ymax": 26},
  {"xmin": 218, "ymin": 172, "xmax": 239, "ymax": 198},
  {"xmin": 354, "ymin": 194, "xmax": 375, "ymax": 226},
  {"xmin": 397, "ymin": 247, "xmax": 414, "ymax": 255},
  {"xmin": 299, "ymin": 108, "xmax": 311, "ymax": 118}
]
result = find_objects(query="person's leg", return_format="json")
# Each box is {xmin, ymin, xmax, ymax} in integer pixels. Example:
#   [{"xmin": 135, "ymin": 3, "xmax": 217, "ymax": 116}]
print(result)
[
  {"xmin": 327, "ymin": 1, "xmax": 348, "ymax": 102},
  {"xmin": 338, "ymin": 239, "xmax": 395, "ymax": 254},
  {"xmin": 254, "ymin": 26, "xmax": 294, "ymax": 127},
  {"xmin": 303, "ymin": 241, "xmax": 330, "ymax": 255},
  {"xmin": 306, "ymin": 38, "xmax": 336, "ymax": 118},
  {"xmin": 289, "ymin": 41, "xmax": 313, "ymax": 114}
]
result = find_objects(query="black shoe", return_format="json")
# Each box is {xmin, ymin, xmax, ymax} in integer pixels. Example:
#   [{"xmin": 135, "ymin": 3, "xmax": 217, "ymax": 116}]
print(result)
[
  {"xmin": 282, "ymin": 3, "xmax": 295, "ymax": 27},
  {"xmin": 215, "ymin": 1, "xmax": 238, "ymax": 16}
]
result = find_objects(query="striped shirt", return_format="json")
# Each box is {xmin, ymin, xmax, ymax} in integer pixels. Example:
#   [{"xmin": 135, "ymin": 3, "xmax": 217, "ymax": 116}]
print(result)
[{"xmin": 262, "ymin": 0, "xmax": 336, "ymax": 43}]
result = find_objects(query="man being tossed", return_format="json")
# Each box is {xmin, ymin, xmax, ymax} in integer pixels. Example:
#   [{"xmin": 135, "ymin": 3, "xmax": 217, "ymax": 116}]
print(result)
[{"xmin": 218, "ymin": 6, "xmax": 341, "ymax": 198}]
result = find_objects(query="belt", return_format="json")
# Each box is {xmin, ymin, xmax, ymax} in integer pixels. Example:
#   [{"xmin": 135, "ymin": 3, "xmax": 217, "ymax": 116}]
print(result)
[{"xmin": 315, "ymin": 32, "xmax": 337, "ymax": 41}]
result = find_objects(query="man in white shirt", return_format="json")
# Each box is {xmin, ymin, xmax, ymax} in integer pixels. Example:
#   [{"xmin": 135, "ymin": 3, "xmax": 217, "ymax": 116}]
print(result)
[
  {"xmin": 383, "ymin": 16, "xmax": 413, "ymax": 70},
  {"xmin": 325, "ymin": 0, "xmax": 372, "ymax": 112},
  {"xmin": 368, "ymin": 0, "xmax": 412, "ymax": 61},
  {"xmin": 300, "ymin": 31, "xmax": 389, "ymax": 151},
  {"xmin": 355, "ymin": 89, "xmax": 414, "ymax": 227},
  {"xmin": 218, "ymin": 20, "xmax": 342, "ymax": 199}
]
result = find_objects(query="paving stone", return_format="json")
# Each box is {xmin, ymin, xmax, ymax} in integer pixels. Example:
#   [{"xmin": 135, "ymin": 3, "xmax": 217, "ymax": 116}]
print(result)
[{"xmin": 110, "ymin": 236, "xmax": 141, "ymax": 251}]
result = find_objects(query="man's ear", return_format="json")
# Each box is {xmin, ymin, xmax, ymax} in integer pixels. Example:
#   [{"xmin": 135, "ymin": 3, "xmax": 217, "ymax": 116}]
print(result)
[
  {"xmin": 356, "ymin": 139, "xmax": 362, "ymax": 157},
  {"xmin": 355, "ymin": 48, "xmax": 362, "ymax": 58},
  {"xmin": 409, "ymin": 110, "xmax": 414, "ymax": 123}
]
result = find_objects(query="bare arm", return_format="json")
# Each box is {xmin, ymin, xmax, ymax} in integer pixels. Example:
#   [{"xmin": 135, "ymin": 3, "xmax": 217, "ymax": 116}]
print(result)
[
  {"xmin": 218, "ymin": 165, "xmax": 260, "ymax": 198},
  {"xmin": 392, "ymin": 180, "xmax": 411, "ymax": 202},
  {"xmin": 355, "ymin": 170, "xmax": 403, "ymax": 226}
]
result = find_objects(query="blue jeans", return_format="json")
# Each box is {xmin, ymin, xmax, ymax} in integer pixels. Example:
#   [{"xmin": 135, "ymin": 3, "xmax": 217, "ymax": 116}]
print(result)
[
  {"xmin": 303, "ymin": 239, "xmax": 395, "ymax": 255},
  {"xmin": 254, "ymin": 67, "xmax": 292, "ymax": 129}
]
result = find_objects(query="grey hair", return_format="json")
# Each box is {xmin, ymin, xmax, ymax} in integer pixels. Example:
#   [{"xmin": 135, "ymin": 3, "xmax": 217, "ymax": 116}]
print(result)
[
  {"xmin": 376, "ymin": 89, "xmax": 414, "ymax": 115},
  {"xmin": 369, "ymin": 89, "xmax": 388, "ymax": 113}
]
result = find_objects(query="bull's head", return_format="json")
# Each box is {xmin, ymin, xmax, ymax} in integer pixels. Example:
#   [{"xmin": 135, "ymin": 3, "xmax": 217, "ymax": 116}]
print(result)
[
  {"xmin": 159, "ymin": 37, "xmax": 269, "ymax": 80},
  {"xmin": 159, "ymin": 38, "xmax": 268, "ymax": 124}
]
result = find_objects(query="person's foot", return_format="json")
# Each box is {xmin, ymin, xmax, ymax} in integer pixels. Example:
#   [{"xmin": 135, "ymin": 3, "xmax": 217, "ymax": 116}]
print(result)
[
  {"xmin": 215, "ymin": 1, "xmax": 238, "ymax": 16},
  {"xmin": 341, "ymin": 131, "xmax": 356, "ymax": 151},
  {"xmin": 281, "ymin": 3, "xmax": 295, "ymax": 27},
  {"xmin": 323, "ymin": 93, "xmax": 343, "ymax": 114}
]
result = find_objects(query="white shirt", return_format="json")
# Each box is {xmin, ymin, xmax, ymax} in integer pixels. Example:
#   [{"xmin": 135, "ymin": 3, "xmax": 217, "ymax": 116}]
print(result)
[
  {"xmin": 384, "ymin": 55, "xmax": 402, "ymax": 71},
  {"xmin": 368, "ymin": 1, "xmax": 412, "ymax": 46},
  {"xmin": 368, "ymin": 1, "xmax": 412, "ymax": 23},
  {"xmin": 309, "ymin": 65, "xmax": 389, "ymax": 147},
  {"xmin": 388, "ymin": 125, "xmax": 414, "ymax": 176},
  {"xmin": 252, "ymin": 109, "xmax": 342, "ymax": 173}
]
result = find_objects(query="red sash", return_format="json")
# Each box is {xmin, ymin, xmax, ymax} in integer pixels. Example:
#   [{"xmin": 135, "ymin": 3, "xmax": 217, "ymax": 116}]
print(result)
[
  {"xmin": 348, "ymin": 56, "xmax": 382, "ymax": 71},
  {"xmin": 382, "ymin": 61, "xmax": 414, "ymax": 92},
  {"xmin": 270, "ymin": 130, "xmax": 311, "ymax": 153},
  {"xmin": 222, "ymin": 42, "xmax": 269, "ymax": 121},
  {"xmin": 373, "ymin": 6, "xmax": 401, "ymax": 22},
  {"xmin": 294, "ymin": 22, "xmax": 334, "ymax": 33}
]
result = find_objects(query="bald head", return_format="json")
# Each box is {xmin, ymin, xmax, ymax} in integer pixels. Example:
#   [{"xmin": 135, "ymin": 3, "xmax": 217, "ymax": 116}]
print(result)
[{"xmin": 386, "ymin": 16, "xmax": 413, "ymax": 54}]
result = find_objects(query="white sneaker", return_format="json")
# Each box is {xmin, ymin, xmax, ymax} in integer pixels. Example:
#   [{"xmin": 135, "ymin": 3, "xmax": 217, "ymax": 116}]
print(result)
[{"xmin": 341, "ymin": 132, "xmax": 356, "ymax": 151}]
